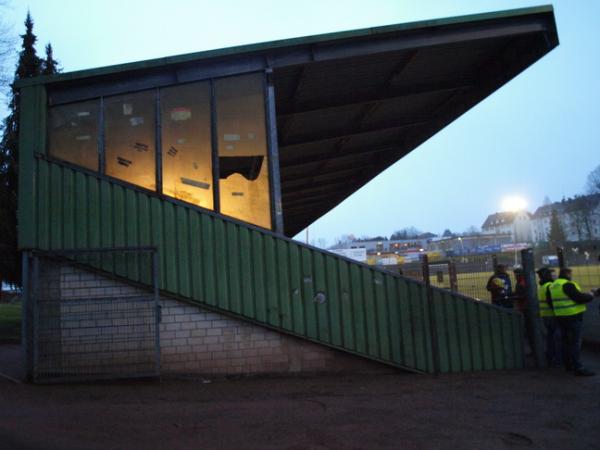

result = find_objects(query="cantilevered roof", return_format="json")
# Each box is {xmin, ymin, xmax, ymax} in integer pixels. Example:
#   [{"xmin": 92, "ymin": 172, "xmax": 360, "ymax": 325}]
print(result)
[
  {"xmin": 273, "ymin": 6, "xmax": 558, "ymax": 236},
  {"xmin": 20, "ymin": 5, "xmax": 558, "ymax": 237}
]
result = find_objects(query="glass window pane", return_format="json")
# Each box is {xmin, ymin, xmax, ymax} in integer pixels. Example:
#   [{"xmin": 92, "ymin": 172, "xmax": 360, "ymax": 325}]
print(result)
[
  {"xmin": 48, "ymin": 100, "xmax": 99, "ymax": 171},
  {"xmin": 216, "ymin": 73, "xmax": 271, "ymax": 229},
  {"xmin": 105, "ymin": 91, "xmax": 156, "ymax": 190},
  {"xmin": 161, "ymin": 82, "xmax": 213, "ymax": 209}
]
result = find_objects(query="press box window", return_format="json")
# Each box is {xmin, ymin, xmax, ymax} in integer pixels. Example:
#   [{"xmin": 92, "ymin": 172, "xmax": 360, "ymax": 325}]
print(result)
[
  {"xmin": 105, "ymin": 91, "xmax": 156, "ymax": 190},
  {"xmin": 216, "ymin": 73, "xmax": 271, "ymax": 229},
  {"xmin": 48, "ymin": 100, "xmax": 99, "ymax": 171},
  {"xmin": 161, "ymin": 82, "xmax": 213, "ymax": 209}
]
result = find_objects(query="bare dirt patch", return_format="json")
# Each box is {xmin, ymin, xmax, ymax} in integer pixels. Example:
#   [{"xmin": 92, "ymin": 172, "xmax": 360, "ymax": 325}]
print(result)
[{"xmin": 1, "ymin": 345, "xmax": 599, "ymax": 449}]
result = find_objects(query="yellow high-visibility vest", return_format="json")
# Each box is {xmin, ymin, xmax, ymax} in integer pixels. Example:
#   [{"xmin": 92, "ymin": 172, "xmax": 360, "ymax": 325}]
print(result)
[
  {"xmin": 537, "ymin": 282, "xmax": 554, "ymax": 317},
  {"xmin": 548, "ymin": 278, "xmax": 586, "ymax": 317}
]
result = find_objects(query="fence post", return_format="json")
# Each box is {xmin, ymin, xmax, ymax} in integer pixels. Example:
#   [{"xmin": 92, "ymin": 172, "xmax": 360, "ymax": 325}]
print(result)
[
  {"xmin": 421, "ymin": 254, "xmax": 440, "ymax": 375},
  {"xmin": 152, "ymin": 249, "xmax": 161, "ymax": 377},
  {"xmin": 21, "ymin": 252, "xmax": 32, "ymax": 382},
  {"xmin": 521, "ymin": 248, "xmax": 545, "ymax": 368},
  {"xmin": 492, "ymin": 254, "xmax": 498, "ymax": 272},
  {"xmin": 556, "ymin": 247, "xmax": 565, "ymax": 269},
  {"xmin": 448, "ymin": 259, "xmax": 458, "ymax": 292}
]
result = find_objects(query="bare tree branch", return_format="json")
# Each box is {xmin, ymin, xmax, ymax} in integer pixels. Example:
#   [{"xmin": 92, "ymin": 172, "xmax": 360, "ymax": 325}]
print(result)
[
  {"xmin": 0, "ymin": 1, "xmax": 17, "ymax": 94},
  {"xmin": 586, "ymin": 164, "xmax": 600, "ymax": 194}
]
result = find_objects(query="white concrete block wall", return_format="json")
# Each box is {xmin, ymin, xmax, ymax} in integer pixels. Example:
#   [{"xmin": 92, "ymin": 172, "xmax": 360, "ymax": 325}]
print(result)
[
  {"xmin": 37, "ymin": 262, "xmax": 387, "ymax": 378},
  {"xmin": 35, "ymin": 263, "xmax": 157, "ymax": 375},
  {"xmin": 158, "ymin": 297, "xmax": 384, "ymax": 376}
]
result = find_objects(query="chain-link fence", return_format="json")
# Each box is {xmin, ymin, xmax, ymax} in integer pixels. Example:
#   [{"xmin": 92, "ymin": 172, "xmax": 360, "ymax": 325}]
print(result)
[
  {"xmin": 531, "ymin": 245, "xmax": 600, "ymax": 291},
  {"xmin": 388, "ymin": 251, "xmax": 545, "ymax": 302},
  {"xmin": 23, "ymin": 248, "xmax": 160, "ymax": 383},
  {"xmin": 388, "ymin": 254, "xmax": 513, "ymax": 302}
]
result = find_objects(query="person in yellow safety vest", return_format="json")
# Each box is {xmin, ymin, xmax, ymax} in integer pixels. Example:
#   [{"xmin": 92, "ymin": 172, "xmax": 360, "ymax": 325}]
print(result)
[
  {"xmin": 536, "ymin": 267, "xmax": 561, "ymax": 366},
  {"xmin": 548, "ymin": 267, "xmax": 597, "ymax": 376}
]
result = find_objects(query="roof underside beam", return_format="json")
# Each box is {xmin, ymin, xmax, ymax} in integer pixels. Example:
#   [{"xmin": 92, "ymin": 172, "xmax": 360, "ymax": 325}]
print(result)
[
  {"xmin": 280, "ymin": 117, "xmax": 428, "ymax": 148},
  {"xmin": 282, "ymin": 166, "xmax": 371, "ymax": 190},
  {"xmin": 280, "ymin": 143, "xmax": 400, "ymax": 171}
]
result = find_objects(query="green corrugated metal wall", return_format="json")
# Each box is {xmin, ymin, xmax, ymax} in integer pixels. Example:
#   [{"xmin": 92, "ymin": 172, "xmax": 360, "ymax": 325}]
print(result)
[{"xmin": 30, "ymin": 158, "xmax": 523, "ymax": 374}]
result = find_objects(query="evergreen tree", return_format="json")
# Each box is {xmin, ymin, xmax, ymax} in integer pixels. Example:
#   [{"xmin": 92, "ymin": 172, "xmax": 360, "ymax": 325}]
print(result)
[
  {"xmin": 547, "ymin": 208, "xmax": 567, "ymax": 249},
  {"xmin": 0, "ymin": 13, "xmax": 56, "ymax": 287},
  {"xmin": 41, "ymin": 43, "xmax": 60, "ymax": 75}
]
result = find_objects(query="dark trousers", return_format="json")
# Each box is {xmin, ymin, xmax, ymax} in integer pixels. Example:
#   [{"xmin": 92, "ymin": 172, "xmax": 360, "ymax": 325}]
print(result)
[
  {"xmin": 492, "ymin": 297, "xmax": 513, "ymax": 309},
  {"xmin": 557, "ymin": 314, "xmax": 584, "ymax": 370},
  {"xmin": 542, "ymin": 317, "xmax": 561, "ymax": 365}
]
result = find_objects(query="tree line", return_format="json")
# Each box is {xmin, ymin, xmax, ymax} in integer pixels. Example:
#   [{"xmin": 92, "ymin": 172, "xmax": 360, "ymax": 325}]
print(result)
[
  {"xmin": 547, "ymin": 164, "xmax": 600, "ymax": 248},
  {"xmin": 1, "ymin": 12, "xmax": 60, "ymax": 288}
]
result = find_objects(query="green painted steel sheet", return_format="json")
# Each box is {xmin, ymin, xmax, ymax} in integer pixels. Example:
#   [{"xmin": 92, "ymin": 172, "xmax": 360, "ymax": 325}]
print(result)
[{"xmin": 28, "ymin": 158, "xmax": 526, "ymax": 374}]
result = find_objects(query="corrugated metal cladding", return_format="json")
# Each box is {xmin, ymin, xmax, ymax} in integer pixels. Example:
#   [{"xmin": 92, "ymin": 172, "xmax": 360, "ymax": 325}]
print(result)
[{"xmin": 33, "ymin": 158, "xmax": 524, "ymax": 374}]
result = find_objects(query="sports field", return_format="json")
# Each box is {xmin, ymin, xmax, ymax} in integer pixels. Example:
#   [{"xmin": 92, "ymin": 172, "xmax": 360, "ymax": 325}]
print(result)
[
  {"xmin": 0, "ymin": 302, "xmax": 21, "ymax": 343},
  {"xmin": 426, "ymin": 265, "xmax": 600, "ymax": 302}
]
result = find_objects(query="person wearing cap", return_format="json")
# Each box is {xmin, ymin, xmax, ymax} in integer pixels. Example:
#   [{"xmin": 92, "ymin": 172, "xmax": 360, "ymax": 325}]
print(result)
[
  {"xmin": 536, "ymin": 267, "xmax": 561, "ymax": 366},
  {"xmin": 548, "ymin": 267, "xmax": 597, "ymax": 376},
  {"xmin": 486, "ymin": 264, "xmax": 513, "ymax": 308}
]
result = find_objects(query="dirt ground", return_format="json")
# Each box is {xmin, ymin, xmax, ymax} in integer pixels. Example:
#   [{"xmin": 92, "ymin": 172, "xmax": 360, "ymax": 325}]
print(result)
[{"xmin": 1, "ymin": 345, "xmax": 600, "ymax": 450}]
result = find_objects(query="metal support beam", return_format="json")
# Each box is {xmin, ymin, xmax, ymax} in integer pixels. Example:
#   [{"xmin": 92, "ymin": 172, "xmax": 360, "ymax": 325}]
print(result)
[
  {"xmin": 21, "ymin": 252, "xmax": 32, "ymax": 382},
  {"xmin": 265, "ymin": 69, "xmax": 285, "ymax": 234},
  {"xmin": 282, "ymin": 166, "xmax": 370, "ymax": 190},
  {"xmin": 282, "ymin": 160, "xmax": 378, "ymax": 184},
  {"xmin": 280, "ymin": 117, "xmax": 428, "ymax": 148},
  {"xmin": 284, "ymin": 190, "xmax": 349, "ymax": 209},
  {"xmin": 280, "ymin": 143, "xmax": 399, "ymax": 171},
  {"xmin": 347, "ymin": 50, "xmax": 420, "ymax": 131},
  {"xmin": 210, "ymin": 80, "xmax": 221, "ymax": 213},
  {"xmin": 421, "ymin": 254, "xmax": 440, "ymax": 374},
  {"xmin": 155, "ymin": 88, "xmax": 163, "ymax": 195},
  {"xmin": 282, "ymin": 179, "xmax": 350, "ymax": 199},
  {"xmin": 277, "ymin": 79, "xmax": 473, "ymax": 118},
  {"xmin": 98, "ymin": 97, "xmax": 105, "ymax": 175}
]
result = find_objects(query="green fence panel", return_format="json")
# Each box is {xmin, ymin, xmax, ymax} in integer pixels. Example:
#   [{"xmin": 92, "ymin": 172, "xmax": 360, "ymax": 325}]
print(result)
[
  {"xmin": 301, "ymin": 246, "xmax": 318, "ymax": 341},
  {"xmin": 30, "ymin": 159, "xmax": 526, "ymax": 374},
  {"xmin": 466, "ymin": 301, "xmax": 484, "ymax": 371},
  {"xmin": 276, "ymin": 239, "xmax": 293, "ymax": 331},
  {"xmin": 325, "ymin": 256, "xmax": 342, "ymax": 347},
  {"xmin": 339, "ymin": 261, "xmax": 355, "ymax": 351},
  {"xmin": 288, "ymin": 243, "xmax": 305, "ymax": 335}
]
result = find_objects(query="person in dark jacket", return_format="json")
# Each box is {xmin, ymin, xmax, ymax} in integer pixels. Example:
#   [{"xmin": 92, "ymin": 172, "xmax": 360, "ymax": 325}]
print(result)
[
  {"xmin": 486, "ymin": 264, "xmax": 513, "ymax": 308},
  {"xmin": 512, "ymin": 267, "xmax": 527, "ymax": 312},
  {"xmin": 548, "ymin": 267, "xmax": 597, "ymax": 376},
  {"xmin": 512, "ymin": 267, "xmax": 537, "ymax": 355}
]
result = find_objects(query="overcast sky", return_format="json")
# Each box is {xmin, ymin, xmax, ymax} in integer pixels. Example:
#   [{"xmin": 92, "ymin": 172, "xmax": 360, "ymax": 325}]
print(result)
[{"xmin": 2, "ymin": 0, "xmax": 598, "ymax": 245}]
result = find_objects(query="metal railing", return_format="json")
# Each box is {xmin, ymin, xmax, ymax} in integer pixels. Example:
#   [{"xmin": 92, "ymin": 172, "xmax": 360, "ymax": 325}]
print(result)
[{"xmin": 22, "ymin": 248, "xmax": 160, "ymax": 383}]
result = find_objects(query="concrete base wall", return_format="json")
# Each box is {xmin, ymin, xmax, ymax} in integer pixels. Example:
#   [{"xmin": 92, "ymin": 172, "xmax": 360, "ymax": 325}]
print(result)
[
  {"xmin": 159, "ymin": 297, "xmax": 389, "ymax": 377},
  {"xmin": 36, "ymin": 263, "xmax": 390, "ymax": 378}
]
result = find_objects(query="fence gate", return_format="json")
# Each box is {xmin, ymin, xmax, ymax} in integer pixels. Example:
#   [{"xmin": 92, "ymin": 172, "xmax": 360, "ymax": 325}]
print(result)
[{"xmin": 24, "ymin": 249, "xmax": 160, "ymax": 383}]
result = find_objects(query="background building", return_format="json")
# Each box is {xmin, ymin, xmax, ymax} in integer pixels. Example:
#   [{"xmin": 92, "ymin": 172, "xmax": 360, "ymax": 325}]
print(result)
[
  {"xmin": 481, "ymin": 210, "xmax": 533, "ymax": 243},
  {"xmin": 531, "ymin": 194, "xmax": 600, "ymax": 243}
]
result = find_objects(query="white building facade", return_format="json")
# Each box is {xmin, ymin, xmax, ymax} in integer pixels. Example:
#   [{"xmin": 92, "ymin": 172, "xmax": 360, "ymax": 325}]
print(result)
[
  {"xmin": 531, "ymin": 195, "xmax": 600, "ymax": 243},
  {"xmin": 481, "ymin": 211, "xmax": 533, "ymax": 243}
]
